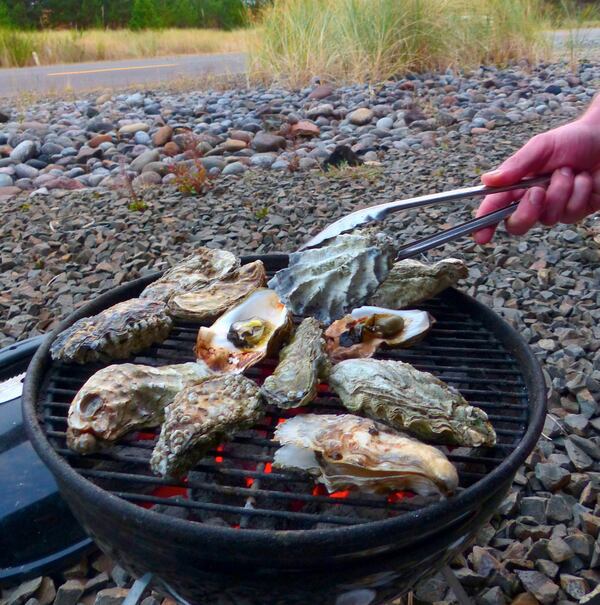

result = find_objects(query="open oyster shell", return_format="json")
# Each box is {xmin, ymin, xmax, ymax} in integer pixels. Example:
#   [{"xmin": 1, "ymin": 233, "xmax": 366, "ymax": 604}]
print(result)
[
  {"xmin": 369, "ymin": 258, "xmax": 468, "ymax": 309},
  {"xmin": 151, "ymin": 374, "xmax": 264, "ymax": 478},
  {"xmin": 273, "ymin": 414, "xmax": 458, "ymax": 497},
  {"xmin": 325, "ymin": 306, "xmax": 433, "ymax": 363},
  {"xmin": 329, "ymin": 359, "xmax": 496, "ymax": 447},
  {"xmin": 261, "ymin": 317, "xmax": 330, "ymax": 409},
  {"xmin": 67, "ymin": 362, "xmax": 211, "ymax": 454},
  {"xmin": 140, "ymin": 248, "xmax": 240, "ymax": 302},
  {"xmin": 267, "ymin": 230, "xmax": 396, "ymax": 324},
  {"xmin": 50, "ymin": 298, "xmax": 172, "ymax": 364},
  {"xmin": 167, "ymin": 261, "xmax": 267, "ymax": 322},
  {"xmin": 195, "ymin": 288, "xmax": 293, "ymax": 373}
]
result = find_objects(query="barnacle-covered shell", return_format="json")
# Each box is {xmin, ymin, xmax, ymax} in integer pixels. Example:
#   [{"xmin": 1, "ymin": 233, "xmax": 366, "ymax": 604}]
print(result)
[
  {"xmin": 369, "ymin": 258, "xmax": 468, "ymax": 309},
  {"xmin": 50, "ymin": 298, "xmax": 172, "ymax": 364},
  {"xmin": 273, "ymin": 414, "xmax": 458, "ymax": 497},
  {"xmin": 140, "ymin": 248, "xmax": 240, "ymax": 302},
  {"xmin": 167, "ymin": 261, "xmax": 266, "ymax": 321},
  {"xmin": 151, "ymin": 374, "xmax": 264, "ymax": 477},
  {"xmin": 195, "ymin": 288, "xmax": 293, "ymax": 373},
  {"xmin": 329, "ymin": 359, "xmax": 496, "ymax": 447},
  {"xmin": 261, "ymin": 318, "xmax": 330, "ymax": 409},
  {"xmin": 67, "ymin": 362, "xmax": 211, "ymax": 454},
  {"xmin": 325, "ymin": 306, "xmax": 433, "ymax": 363},
  {"xmin": 267, "ymin": 231, "xmax": 396, "ymax": 324}
]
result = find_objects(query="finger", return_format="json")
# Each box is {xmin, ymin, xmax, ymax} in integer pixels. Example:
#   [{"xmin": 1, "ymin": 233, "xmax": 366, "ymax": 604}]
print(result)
[
  {"xmin": 473, "ymin": 192, "xmax": 518, "ymax": 244},
  {"xmin": 540, "ymin": 167, "xmax": 574, "ymax": 225},
  {"xmin": 562, "ymin": 172, "xmax": 593, "ymax": 224},
  {"xmin": 505, "ymin": 187, "xmax": 546, "ymax": 235}
]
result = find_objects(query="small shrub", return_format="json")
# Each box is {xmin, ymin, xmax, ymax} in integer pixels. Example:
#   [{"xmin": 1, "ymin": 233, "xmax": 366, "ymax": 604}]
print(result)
[{"xmin": 171, "ymin": 160, "xmax": 210, "ymax": 195}]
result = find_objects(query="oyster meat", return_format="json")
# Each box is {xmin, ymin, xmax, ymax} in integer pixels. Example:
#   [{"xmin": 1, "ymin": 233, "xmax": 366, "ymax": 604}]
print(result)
[
  {"xmin": 273, "ymin": 414, "xmax": 458, "ymax": 497},
  {"xmin": 67, "ymin": 362, "xmax": 211, "ymax": 453},
  {"xmin": 140, "ymin": 248, "xmax": 240, "ymax": 302},
  {"xmin": 261, "ymin": 317, "xmax": 330, "ymax": 409},
  {"xmin": 329, "ymin": 359, "xmax": 496, "ymax": 447},
  {"xmin": 267, "ymin": 230, "xmax": 396, "ymax": 324},
  {"xmin": 325, "ymin": 306, "xmax": 433, "ymax": 363},
  {"xmin": 151, "ymin": 374, "xmax": 264, "ymax": 477},
  {"xmin": 168, "ymin": 261, "xmax": 267, "ymax": 321},
  {"xmin": 195, "ymin": 288, "xmax": 293, "ymax": 373},
  {"xmin": 369, "ymin": 258, "xmax": 468, "ymax": 309},
  {"xmin": 50, "ymin": 298, "xmax": 172, "ymax": 364}
]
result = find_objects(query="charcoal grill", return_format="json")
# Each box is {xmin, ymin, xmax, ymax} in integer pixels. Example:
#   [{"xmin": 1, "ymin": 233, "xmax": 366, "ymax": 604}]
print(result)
[{"xmin": 23, "ymin": 254, "xmax": 546, "ymax": 605}]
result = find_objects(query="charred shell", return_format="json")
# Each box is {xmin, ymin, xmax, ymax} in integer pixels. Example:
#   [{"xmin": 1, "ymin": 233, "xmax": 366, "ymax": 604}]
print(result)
[
  {"xmin": 329, "ymin": 358, "xmax": 496, "ymax": 447},
  {"xmin": 50, "ymin": 298, "xmax": 172, "ymax": 364},
  {"xmin": 273, "ymin": 414, "xmax": 458, "ymax": 497}
]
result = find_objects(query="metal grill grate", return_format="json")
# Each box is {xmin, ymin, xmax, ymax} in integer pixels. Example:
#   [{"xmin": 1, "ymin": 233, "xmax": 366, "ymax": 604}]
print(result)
[{"xmin": 37, "ymin": 287, "xmax": 529, "ymax": 531}]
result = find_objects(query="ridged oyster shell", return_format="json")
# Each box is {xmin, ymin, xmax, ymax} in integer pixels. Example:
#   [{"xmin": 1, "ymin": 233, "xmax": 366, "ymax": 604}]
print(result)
[
  {"xmin": 195, "ymin": 288, "xmax": 292, "ymax": 373},
  {"xmin": 151, "ymin": 374, "xmax": 264, "ymax": 477},
  {"xmin": 261, "ymin": 318, "xmax": 330, "ymax": 409},
  {"xmin": 273, "ymin": 414, "xmax": 458, "ymax": 497},
  {"xmin": 325, "ymin": 306, "xmax": 433, "ymax": 363},
  {"xmin": 167, "ymin": 261, "xmax": 267, "ymax": 322},
  {"xmin": 140, "ymin": 248, "xmax": 240, "ymax": 302},
  {"xmin": 50, "ymin": 298, "xmax": 172, "ymax": 364},
  {"xmin": 67, "ymin": 362, "xmax": 211, "ymax": 453},
  {"xmin": 369, "ymin": 258, "xmax": 468, "ymax": 309},
  {"xmin": 267, "ymin": 231, "xmax": 396, "ymax": 324},
  {"xmin": 329, "ymin": 359, "xmax": 496, "ymax": 447}
]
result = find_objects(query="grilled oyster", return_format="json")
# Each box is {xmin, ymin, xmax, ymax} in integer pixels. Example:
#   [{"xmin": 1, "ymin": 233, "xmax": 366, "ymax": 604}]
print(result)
[
  {"xmin": 329, "ymin": 359, "xmax": 496, "ymax": 447},
  {"xmin": 140, "ymin": 248, "xmax": 240, "ymax": 302},
  {"xmin": 167, "ymin": 261, "xmax": 267, "ymax": 321},
  {"xmin": 151, "ymin": 374, "xmax": 264, "ymax": 477},
  {"xmin": 67, "ymin": 362, "xmax": 211, "ymax": 454},
  {"xmin": 325, "ymin": 306, "xmax": 433, "ymax": 363},
  {"xmin": 195, "ymin": 288, "xmax": 293, "ymax": 373},
  {"xmin": 50, "ymin": 298, "xmax": 172, "ymax": 364},
  {"xmin": 267, "ymin": 230, "xmax": 395, "ymax": 324},
  {"xmin": 273, "ymin": 414, "xmax": 458, "ymax": 497},
  {"xmin": 369, "ymin": 258, "xmax": 468, "ymax": 309},
  {"xmin": 261, "ymin": 318, "xmax": 330, "ymax": 409}
]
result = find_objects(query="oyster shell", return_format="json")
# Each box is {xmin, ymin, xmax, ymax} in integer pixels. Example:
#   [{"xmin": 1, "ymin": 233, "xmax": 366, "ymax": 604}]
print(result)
[
  {"xmin": 273, "ymin": 414, "xmax": 458, "ymax": 497},
  {"xmin": 325, "ymin": 306, "xmax": 433, "ymax": 363},
  {"xmin": 167, "ymin": 261, "xmax": 266, "ymax": 321},
  {"xmin": 195, "ymin": 288, "xmax": 293, "ymax": 373},
  {"xmin": 261, "ymin": 317, "xmax": 330, "ymax": 409},
  {"xmin": 67, "ymin": 362, "xmax": 211, "ymax": 453},
  {"xmin": 267, "ymin": 230, "xmax": 396, "ymax": 324},
  {"xmin": 369, "ymin": 258, "xmax": 468, "ymax": 309},
  {"xmin": 140, "ymin": 248, "xmax": 240, "ymax": 302},
  {"xmin": 329, "ymin": 359, "xmax": 496, "ymax": 447},
  {"xmin": 50, "ymin": 298, "xmax": 172, "ymax": 364},
  {"xmin": 150, "ymin": 374, "xmax": 264, "ymax": 477}
]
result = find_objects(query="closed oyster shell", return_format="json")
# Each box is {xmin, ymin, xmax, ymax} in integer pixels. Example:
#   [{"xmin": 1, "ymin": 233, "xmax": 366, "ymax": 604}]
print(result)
[
  {"xmin": 325, "ymin": 306, "xmax": 433, "ymax": 363},
  {"xmin": 151, "ymin": 374, "xmax": 264, "ymax": 477},
  {"xmin": 195, "ymin": 288, "xmax": 293, "ymax": 373},
  {"xmin": 329, "ymin": 359, "xmax": 496, "ymax": 447},
  {"xmin": 261, "ymin": 317, "xmax": 330, "ymax": 409},
  {"xmin": 273, "ymin": 414, "xmax": 458, "ymax": 497},
  {"xmin": 369, "ymin": 258, "xmax": 468, "ymax": 309},
  {"xmin": 67, "ymin": 362, "xmax": 211, "ymax": 453},
  {"xmin": 50, "ymin": 298, "xmax": 172, "ymax": 364},
  {"xmin": 267, "ymin": 230, "xmax": 395, "ymax": 324},
  {"xmin": 167, "ymin": 261, "xmax": 267, "ymax": 321},
  {"xmin": 140, "ymin": 248, "xmax": 240, "ymax": 302}
]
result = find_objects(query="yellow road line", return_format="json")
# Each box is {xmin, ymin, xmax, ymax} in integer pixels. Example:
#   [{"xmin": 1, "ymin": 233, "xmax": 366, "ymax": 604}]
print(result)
[{"xmin": 47, "ymin": 63, "xmax": 178, "ymax": 77}]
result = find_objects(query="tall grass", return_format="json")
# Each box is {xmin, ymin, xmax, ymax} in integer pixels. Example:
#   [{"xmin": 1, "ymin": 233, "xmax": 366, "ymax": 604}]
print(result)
[
  {"xmin": 250, "ymin": 0, "xmax": 546, "ymax": 86},
  {"xmin": 0, "ymin": 28, "xmax": 250, "ymax": 68}
]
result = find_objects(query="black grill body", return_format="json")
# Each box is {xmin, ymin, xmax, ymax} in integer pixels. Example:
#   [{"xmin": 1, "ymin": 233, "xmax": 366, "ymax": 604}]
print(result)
[{"xmin": 23, "ymin": 254, "xmax": 546, "ymax": 605}]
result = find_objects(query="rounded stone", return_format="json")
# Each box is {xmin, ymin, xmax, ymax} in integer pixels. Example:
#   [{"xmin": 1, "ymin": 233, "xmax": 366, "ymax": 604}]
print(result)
[
  {"xmin": 134, "ymin": 131, "xmax": 152, "ymax": 146},
  {"xmin": 376, "ymin": 117, "xmax": 393, "ymax": 130},
  {"xmin": 349, "ymin": 108, "xmax": 374, "ymax": 125},
  {"xmin": 0, "ymin": 173, "xmax": 13, "ymax": 187},
  {"xmin": 222, "ymin": 161, "xmax": 248, "ymax": 176}
]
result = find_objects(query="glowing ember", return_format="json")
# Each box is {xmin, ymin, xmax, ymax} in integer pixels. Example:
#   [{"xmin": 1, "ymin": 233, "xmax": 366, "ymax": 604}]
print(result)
[
  {"xmin": 264, "ymin": 462, "xmax": 273, "ymax": 474},
  {"xmin": 387, "ymin": 491, "xmax": 415, "ymax": 504},
  {"xmin": 245, "ymin": 477, "xmax": 254, "ymax": 488},
  {"xmin": 329, "ymin": 490, "xmax": 351, "ymax": 499},
  {"xmin": 135, "ymin": 431, "xmax": 156, "ymax": 441},
  {"xmin": 215, "ymin": 444, "xmax": 224, "ymax": 464}
]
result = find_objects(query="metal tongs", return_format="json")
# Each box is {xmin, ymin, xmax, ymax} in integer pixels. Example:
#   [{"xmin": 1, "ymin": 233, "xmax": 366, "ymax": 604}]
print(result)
[{"xmin": 300, "ymin": 175, "xmax": 551, "ymax": 257}]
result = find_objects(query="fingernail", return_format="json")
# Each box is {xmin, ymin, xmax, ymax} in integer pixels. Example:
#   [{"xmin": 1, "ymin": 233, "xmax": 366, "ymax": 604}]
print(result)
[
  {"xmin": 560, "ymin": 167, "xmax": 573, "ymax": 177},
  {"xmin": 484, "ymin": 169, "xmax": 502, "ymax": 177},
  {"xmin": 529, "ymin": 188, "xmax": 544, "ymax": 208}
]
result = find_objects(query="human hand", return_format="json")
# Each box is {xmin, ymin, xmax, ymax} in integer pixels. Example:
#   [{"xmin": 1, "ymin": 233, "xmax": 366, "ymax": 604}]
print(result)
[{"xmin": 474, "ymin": 117, "xmax": 600, "ymax": 244}]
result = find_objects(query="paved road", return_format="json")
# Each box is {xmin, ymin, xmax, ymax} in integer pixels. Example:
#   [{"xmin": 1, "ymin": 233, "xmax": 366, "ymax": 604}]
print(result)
[
  {"xmin": 550, "ymin": 27, "xmax": 600, "ymax": 48},
  {"xmin": 0, "ymin": 52, "xmax": 246, "ymax": 97}
]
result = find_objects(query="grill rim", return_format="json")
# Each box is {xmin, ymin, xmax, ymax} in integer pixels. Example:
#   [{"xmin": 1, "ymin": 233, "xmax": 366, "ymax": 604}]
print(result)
[{"xmin": 23, "ymin": 253, "xmax": 546, "ymax": 557}]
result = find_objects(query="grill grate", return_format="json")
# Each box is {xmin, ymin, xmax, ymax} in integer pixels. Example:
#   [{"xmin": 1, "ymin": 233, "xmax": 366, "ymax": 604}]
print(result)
[{"xmin": 37, "ymin": 288, "xmax": 529, "ymax": 531}]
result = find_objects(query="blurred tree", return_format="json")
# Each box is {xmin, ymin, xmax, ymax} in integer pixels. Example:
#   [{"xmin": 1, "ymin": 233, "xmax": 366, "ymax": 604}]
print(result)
[
  {"xmin": 130, "ymin": 0, "xmax": 161, "ymax": 29},
  {"xmin": 0, "ymin": 1, "xmax": 12, "ymax": 27},
  {"xmin": 170, "ymin": 0, "xmax": 198, "ymax": 27}
]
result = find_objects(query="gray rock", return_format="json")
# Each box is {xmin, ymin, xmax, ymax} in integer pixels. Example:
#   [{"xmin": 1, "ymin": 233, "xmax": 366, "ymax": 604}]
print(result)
[
  {"xmin": 0, "ymin": 173, "xmax": 13, "ymax": 187},
  {"xmin": 414, "ymin": 573, "xmax": 447, "ymax": 602},
  {"xmin": 580, "ymin": 584, "xmax": 600, "ymax": 605},
  {"xmin": 535, "ymin": 463, "xmax": 571, "ymax": 491},
  {"xmin": 252, "ymin": 133, "xmax": 286, "ymax": 153},
  {"xmin": 546, "ymin": 494, "xmax": 573, "ymax": 523},
  {"xmin": 222, "ymin": 161, "xmax": 247, "ymax": 176},
  {"xmin": 376, "ymin": 116, "xmax": 394, "ymax": 130},
  {"xmin": 134, "ymin": 131, "xmax": 151, "ymax": 146},
  {"xmin": 6, "ymin": 577, "xmax": 43, "ymax": 605},
  {"xmin": 199, "ymin": 157, "xmax": 225, "ymax": 171},
  {"xmin": 14, "ymin": 164, "xmax": 39, "ymax": 180},
  {"xmin": 535, "ymin": 559, "xmax": 558, "ymax": 579},
  {"xmin": 53, "ymin": 580, "xmax": 84, "ymax": 605},
  {"xmin": 477, "ymin": 586, "xmax": 506, "ymax": 605},
  {"xmin": 560, "ymin": 574, "xmax": 589, "ymax": 599},
  {"xmin": 349, "ymin": 108, "xmax": 374, "ymax": 125},
  {"xmin": 130, "ymin": 149, "xmax": 160, "ymax": 172},
  {"xmin": 10, "ymin": 140, "xmax": 37, "ymax": 163},
  {"xmin": 521, "ymin": 496, "xmax": 547, "ymax": 524},
  {"xmin": 516, "ymin": 570, "xmax": 559, "ymax": 604},
  {"xmin": 132, "ymin": 172, "xmax": 161, "ymax": 187},
  {"xmin": 249, "ymin": 154, "xmax": 276, "ymax": 168},
  {"xmin": 94, "ymin": 587, "xmax": 129, "ymax": 605},
  {"xmin": 546, "ymin": 537, "xmax": 574, "ymax": 563},
  {"xmin": 565, "ymin": 437, "xmax": 594, "ymax": 470}
]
